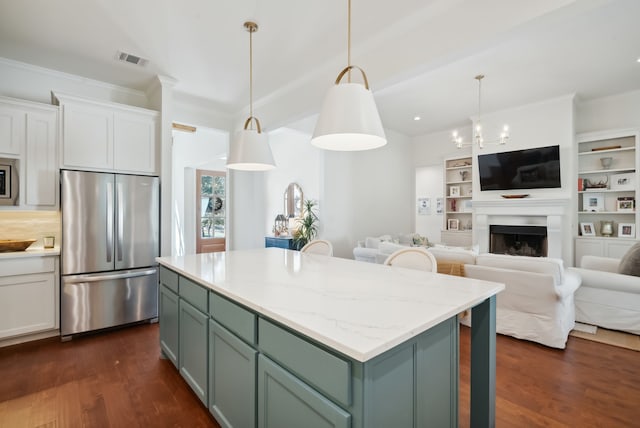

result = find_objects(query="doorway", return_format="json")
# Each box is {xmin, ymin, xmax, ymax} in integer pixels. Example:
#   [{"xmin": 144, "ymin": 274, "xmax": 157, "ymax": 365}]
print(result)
[{"xmin": 196, "ymin": 169, "xmax": 226, "ymax": 253}]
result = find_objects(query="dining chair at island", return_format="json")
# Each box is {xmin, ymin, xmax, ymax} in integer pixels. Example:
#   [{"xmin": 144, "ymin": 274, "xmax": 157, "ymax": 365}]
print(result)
[
  {"xmin": 300, "ymin": 239, "xmax": 334, "ymax": 256},
  {"xmin": 383, "ymin": 247, "xmax": 438, "ymax": 272}
]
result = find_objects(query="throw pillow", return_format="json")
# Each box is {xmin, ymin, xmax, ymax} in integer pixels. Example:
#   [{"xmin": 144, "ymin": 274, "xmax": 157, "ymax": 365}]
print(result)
[{"xmin": 618, "ymin": 242, "xmax": 640, "ymax": 277}]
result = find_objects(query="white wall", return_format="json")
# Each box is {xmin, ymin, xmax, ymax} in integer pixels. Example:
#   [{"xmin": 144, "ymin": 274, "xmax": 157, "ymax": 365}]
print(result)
[
  {"xmin": 576, "ymin": 89, "xmax": 640, "ymax": 133},
  {"xmin": 322, "ymin": 129, "xmax": 414, "ymax": 258},
  {"xmin": 172, "ymin": 127, "xmax": 228, "ymax": 255},
  {"xmin": 262, "ymin": 128, "xmax": 322, "ymax": 235},
  {"xmin": 0, "ymin": 57, "xmax": 149, "ymax": 107},
  {"xmin": 411, "ymin": 127, "xmax": 473, "ymax": 242},
  {"xmin": 414, "ymin": 166, "xmax": 444, "ymax": 242}
]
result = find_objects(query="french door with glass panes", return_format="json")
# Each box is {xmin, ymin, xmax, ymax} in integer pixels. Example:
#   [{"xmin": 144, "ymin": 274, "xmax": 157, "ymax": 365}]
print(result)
[{"xmin": 196, "ymin": 169, "xmax": 226, "ymax": 253}]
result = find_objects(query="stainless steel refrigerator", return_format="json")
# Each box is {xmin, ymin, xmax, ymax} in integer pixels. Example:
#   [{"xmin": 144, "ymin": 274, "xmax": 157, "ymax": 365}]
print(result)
[{"xmin": 60, "ymin": 170, "xmax": 160, "ymax": 337}]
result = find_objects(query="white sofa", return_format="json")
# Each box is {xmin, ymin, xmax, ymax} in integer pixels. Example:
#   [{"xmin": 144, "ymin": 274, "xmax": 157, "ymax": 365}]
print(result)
[
  {"xmin": 464, "ymin": 253, "xmax": 581, "ymax": 349},
  {"xmin": 569, "ymin": 255, "xmax": 640, "ymax": 335},
  {"xmin": 353, "ymin": 234, "xmax": 424, "ymax": 264}
]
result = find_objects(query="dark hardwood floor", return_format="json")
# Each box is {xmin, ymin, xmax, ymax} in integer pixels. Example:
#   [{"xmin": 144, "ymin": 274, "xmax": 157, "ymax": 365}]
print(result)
[{"xmin": 0, "ymin": 323, "xmax": 638, "ymax": 427}]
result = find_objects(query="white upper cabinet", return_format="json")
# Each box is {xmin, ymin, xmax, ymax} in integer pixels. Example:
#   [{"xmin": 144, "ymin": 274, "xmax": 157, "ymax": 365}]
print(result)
[
  {"xmin": 0, "ymin": 96, "xmax": 58, "ymax": 209},
  {"xmin": 0, "ymin": 103, "xmax": 26, "ymax": 156},
  {"xmin": 54, "ymin": 93, "xmax": 159, "ymax": 175},
  {"xmin": 25, "ymin": 110, "xmax": 58, "ymax": 206}
]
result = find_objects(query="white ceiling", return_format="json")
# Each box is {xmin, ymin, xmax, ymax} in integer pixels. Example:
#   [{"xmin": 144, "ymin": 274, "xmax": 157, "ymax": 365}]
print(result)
[{"xmin": 0, "ymin": 0, "xmax": 638, "ymax": 136}]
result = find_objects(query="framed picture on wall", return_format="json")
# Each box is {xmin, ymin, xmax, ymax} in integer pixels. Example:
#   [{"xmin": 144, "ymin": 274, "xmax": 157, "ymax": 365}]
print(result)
[
  {"xmin": 447, "ymin": 218, "xmax": 459, "ymax": 231},
  {"xmin": 580, "ymin": 222, "xmax": 596, "ymax": 236}
]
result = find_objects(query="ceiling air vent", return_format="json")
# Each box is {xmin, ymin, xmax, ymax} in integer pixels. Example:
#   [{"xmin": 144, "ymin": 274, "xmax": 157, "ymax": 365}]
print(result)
[{"xmin": 116, "ymin": 51, "xmax": 148, "ymax": 67}]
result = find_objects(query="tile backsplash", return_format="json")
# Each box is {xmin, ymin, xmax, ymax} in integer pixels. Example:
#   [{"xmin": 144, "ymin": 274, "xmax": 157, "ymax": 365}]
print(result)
[{"xmin": 0, "ymin": 211, "xmax": 61, "ymax": 248}]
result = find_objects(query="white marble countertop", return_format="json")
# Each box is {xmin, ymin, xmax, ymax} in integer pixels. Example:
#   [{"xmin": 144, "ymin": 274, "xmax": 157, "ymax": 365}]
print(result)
[
  {"xmin": 157, "ymin": 248, "xmax": 504, "ymax": 362},
  {"xmin": 0, "ymin": 247, "xmax": 60, "ymax": 259}
]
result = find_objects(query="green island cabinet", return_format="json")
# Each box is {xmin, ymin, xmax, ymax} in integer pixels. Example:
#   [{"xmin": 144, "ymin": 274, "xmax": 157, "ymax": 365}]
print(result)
[{"xmin": 158, "ymin": 264, "xmax": 467, "ymax": 428}]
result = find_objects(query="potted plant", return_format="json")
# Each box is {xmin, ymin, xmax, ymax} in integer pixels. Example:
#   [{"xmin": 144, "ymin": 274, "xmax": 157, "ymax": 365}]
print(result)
[{"xmin": 293, "ymin": 199, "xmax": 318, "ymax": 250}]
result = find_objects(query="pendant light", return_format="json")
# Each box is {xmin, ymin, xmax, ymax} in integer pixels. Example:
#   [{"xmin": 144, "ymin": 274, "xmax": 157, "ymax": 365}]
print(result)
[
  {"xmin": 227, "ymin": 21, "xmax": 276, "ymax": 171},
  {"xmin": 311, "ymin": 0, "xmax": 386, "ymax": 151}
]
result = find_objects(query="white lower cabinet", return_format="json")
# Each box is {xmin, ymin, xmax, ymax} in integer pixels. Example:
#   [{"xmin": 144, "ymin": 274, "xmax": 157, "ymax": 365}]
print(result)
[
  {"xmin": 0, "ymin": 256, "xmax": 59, "ymax": 340},
  {"xmin": 574, "ymin": 237, "xmax": 637, "ymax": 265}
]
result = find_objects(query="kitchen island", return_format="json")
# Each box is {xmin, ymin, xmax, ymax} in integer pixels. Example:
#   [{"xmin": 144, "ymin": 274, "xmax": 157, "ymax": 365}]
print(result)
[{"xmin": 157, "ymin": 248, "xmax": 504, "ymax": 428}]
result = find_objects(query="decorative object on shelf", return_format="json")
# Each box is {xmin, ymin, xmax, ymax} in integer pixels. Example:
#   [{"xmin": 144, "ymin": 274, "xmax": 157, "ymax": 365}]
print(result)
[
  {"xmin": 293, "ymin": 199, "xmax": 319, "ymax": 249},
  {"xmin": 459, "ymin": 170, "xmax": 469, "ymax": 181},
  {"xmin": 312, "ymin": 0, "xmax": 386, "ymax": 151},
  {"xmin": 617, "ymin": 197, "xmax": 635, "ymax": 212},
  {"xmin": 452, "ymin": 74, "xmax": 509, "ymax": 149},
  {"xmin": 226, "ymin": 21, "xmax": 276, "ymax": 171},
  {"xmin": 610, "ymin": 172, "xmax": 635, "ymax": 191},
  {"xmin": 273, "ymin": 214, "xmax": 287, "ymax": 236},
  {"xmin": 580, "ymin": 222, "xmax": 596, "ymax": 236},
  {"xmin": 417, "ymin": 198, "xmax": 430, "ymax": 215},
  {"xmin": 449, "ymin": 186, "xmax": 460, "ymax": 197},
  {"xmin": 600, "ymin": 220, "xmax": 614, "ymax": 237},
  {"xmin": 450, "ymin": 198, "xmax": 457, "ymax": 212},
  {"xmin": 583, "ymin": 177, "xmax": 608, "ymax": 189},
  {"xmin": 462, "ymin": 200, "xmax": 473, "ymax": 212},
  {"xmin": 447, "ymin": 218, "xmax": 459, "ymax": 231},
  {"xmin": 600, "ymin": 157, "xmax": 613, "ymax": 169},
  {"xmin": 501, "ymin": 194, "xmax": 529, "ymax": 199},
  {"xmin": 43, "ymin": 236, "xmax": 55, "ymax": 249},
  {"xmin": 583, "ymin": 193, "xmax": 604, "ymax": 212},
  {"xmin": 591, "ymin": 145, "xmax": 621, "ymax": 151},
  {"xmin": 618, "ymin": 223, "xmax": 636, "ymax": 238},
  {"xmin": 577, "ymin": 177, "xmax": 584, "ymax": 191}
]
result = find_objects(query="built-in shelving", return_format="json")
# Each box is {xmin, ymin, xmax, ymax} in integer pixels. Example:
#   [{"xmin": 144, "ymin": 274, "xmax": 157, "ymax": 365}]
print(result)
[
  {"xmin": 443, "ymin": 156, "xmax": 473, "ymax": 246},
  {"xmin": 574, "ymin": 129, "xmax": 639, "ymax": 264}
]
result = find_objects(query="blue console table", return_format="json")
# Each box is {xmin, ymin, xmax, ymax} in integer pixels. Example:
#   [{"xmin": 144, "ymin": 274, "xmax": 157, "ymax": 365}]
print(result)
[{"xmin": 265, "ymin": 236, "xmax": 295, "ymax": 250}]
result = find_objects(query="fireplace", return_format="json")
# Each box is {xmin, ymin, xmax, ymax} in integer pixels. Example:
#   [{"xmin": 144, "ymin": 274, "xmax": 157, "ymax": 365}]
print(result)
[
  {"xmin": 490, "ymin": 225, "xmax": 548, "ymax": 257},
  {"xmin": 473, "ymin": 198, "xmax": 570, "ymax": 264}
]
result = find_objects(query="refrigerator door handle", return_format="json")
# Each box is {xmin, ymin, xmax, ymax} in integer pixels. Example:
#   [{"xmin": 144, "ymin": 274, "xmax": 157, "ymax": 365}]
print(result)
[
  {"xmin": 116, "ymin": 180, "xmax": 124, "ymax": 262},
  {"xmin": 63, "ymin": 268, "xmax": 158, "ymax": 284},
  {"xmin": 106, "ymin": 180, "xmax": 114, "ymax": 263}
]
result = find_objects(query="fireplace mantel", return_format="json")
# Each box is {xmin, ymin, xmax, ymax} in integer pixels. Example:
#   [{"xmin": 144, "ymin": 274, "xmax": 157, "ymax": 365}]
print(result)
[{"xmin": 474, "ymin": 198, "xmax": 571, "ymax": 262}]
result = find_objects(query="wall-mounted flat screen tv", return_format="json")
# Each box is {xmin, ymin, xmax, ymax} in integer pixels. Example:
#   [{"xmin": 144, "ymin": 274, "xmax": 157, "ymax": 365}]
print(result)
[{"xmin": 478, "ymin": 145, "xmax": 561, "ymax": 191}]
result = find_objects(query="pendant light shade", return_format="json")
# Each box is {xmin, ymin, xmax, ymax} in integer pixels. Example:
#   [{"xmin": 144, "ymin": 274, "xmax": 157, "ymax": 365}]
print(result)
[
  {"xmin": 311, "ymin": 1, "xmax": 386, "ymax": 151},
  {"xmin": 227, "ymin": 117, "xmax": 275, "ymax": 171},
  {"xmin": 312, "ymin": 67, "xmax": 386, "ymax": 151},
  {"xmin": 227, "ymin": 21, "xmax": 275, "ymax": 171}
]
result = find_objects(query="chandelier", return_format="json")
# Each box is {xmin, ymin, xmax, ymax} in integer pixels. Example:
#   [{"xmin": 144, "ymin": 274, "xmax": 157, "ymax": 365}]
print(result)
[{"xmin": 452, "ymin": 74, "xmax": 509, "ymax": 149}]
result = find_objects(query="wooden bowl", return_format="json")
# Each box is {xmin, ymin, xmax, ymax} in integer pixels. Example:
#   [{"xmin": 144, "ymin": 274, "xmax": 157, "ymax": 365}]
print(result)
[{"xmin": 0, "ymin": 239, "xmax": 37, "ymax": 252}]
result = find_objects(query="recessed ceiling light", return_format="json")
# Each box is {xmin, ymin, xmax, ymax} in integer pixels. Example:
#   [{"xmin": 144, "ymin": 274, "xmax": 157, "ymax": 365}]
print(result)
[{"xmin": 413, "ymin": 116, "xmax": 421, "ymax": 121}]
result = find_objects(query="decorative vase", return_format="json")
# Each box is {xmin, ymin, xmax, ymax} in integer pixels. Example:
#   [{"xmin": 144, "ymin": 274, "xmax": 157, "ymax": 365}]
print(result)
[
  {"xmin": 601, "ymin": 220, "xmax": 614, "ymax": 237},
  {"xmin": 600, "ymin": 157, "xmax": 613, "ymax": 169}
]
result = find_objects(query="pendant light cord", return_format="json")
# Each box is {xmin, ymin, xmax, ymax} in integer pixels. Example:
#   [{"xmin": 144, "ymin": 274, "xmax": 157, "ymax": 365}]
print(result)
[
  {"xmin": 347, "ymin": 0, "xmax": 351, "ymax": 82},
  {"xmin": 249, "ymin": 25, "xmax": 254, "ymax": 122}
]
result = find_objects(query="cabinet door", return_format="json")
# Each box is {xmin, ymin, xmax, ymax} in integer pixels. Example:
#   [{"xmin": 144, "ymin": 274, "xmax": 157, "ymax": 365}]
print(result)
[
  {"xmin": 574, "ymin": 239, "xmax": 604, "ymax": 266},
  {"xmin": 113, "ymin": 111, "xmax": 157, "ymax": 174},
  {"xmin": 61, "ymin": 102, "xmax": 113, "ymax": 170},
  {"xmin": 25, "ymin": 110, "xmax": 57, "ymax": 206},
  {"xmin": 0, "ymin": 104, "xmax": 25, "ymax": 156},
  {"xmin": 179, "ymin": 299, "xmax": 208, "ymax": 405},
  {"xmin": 0, "ymin": 272, "xmax": 56, "ymax": 339},
  {"xmin": 159, "ymin": 284, "xmax": 179, "ymax": 368},
  {"xmin": 257, "ymin": 355, "xmax": 350, "ymax": 428},
  {"xmin": 209, "ymin": 320, "xmax": 257, "ymax": 428}
]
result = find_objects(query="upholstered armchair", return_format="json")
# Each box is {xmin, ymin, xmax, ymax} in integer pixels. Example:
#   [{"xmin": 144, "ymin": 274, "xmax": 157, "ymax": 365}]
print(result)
[{"xmin": 569, "ymin": 254, "xmax": 640, "ymax": 335}]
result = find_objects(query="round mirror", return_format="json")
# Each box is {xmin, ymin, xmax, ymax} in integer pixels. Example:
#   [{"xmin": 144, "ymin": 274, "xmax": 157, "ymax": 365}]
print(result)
[{"xmin": 284, "ymin": 183, "xmax": 303, "ymax": 218}]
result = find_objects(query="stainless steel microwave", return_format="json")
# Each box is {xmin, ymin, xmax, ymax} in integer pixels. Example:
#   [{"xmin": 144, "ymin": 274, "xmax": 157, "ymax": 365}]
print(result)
[{"xmin": 0, "ymin": 158, "xmax": 19, "ymax": 206}]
